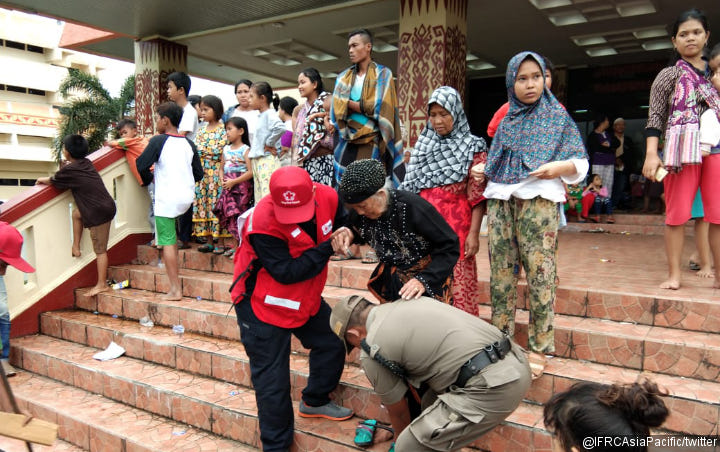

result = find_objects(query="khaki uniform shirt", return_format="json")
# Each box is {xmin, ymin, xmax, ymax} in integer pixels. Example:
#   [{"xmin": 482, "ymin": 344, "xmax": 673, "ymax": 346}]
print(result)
[{"xmin": 361, "ymin": 297, "xmax": 526, "ymax": 421}]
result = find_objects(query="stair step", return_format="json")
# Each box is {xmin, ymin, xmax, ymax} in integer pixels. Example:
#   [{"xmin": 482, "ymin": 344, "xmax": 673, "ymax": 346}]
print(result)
[
  {"xmin": 39, "ymin": 310, "xmax": 388, "ymax": 424},
  {"xmin": 529, "ymin": 356, "xmax": 720, "ymax": 435},
  {"xmin": 563, "ymin": 221, "xmax": 694, "ymax": 236},
  {"xmin": 7, "ymin": 372, "xmax": 254, "ymax": 451},
  {"xmin": 79, "ymin": 280, "xmax": 720, "ymax": 383},
  {"xmin": 43, "ymin": 308, "xmax": 719, "ymax": 437},
  {"xmin": 118, "ymin": 243, "xmax": 720, "ymax": 334},
  {"xmin": 477, "ymin": 305, "xmax": 720, "ymax": 383},
  {"xmin": 0, "ymin": 438, "xmax": 83, "ymax": 452},
  {"xmin": 10, "ymin": 335, "xmax": 392, "ymax": 452},
  {"xmin": 107, "ymin": 264, "xmax": 233, "ymax": 303},
  {"xmin": 10, "ymin": 335, "xmax": 555, "ymax": 451}
]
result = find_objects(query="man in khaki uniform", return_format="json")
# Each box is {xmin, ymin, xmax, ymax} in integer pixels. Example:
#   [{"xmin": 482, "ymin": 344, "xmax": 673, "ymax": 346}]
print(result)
[{"xmin": 330, "ymin": 295, "xmax": 531, "ymax": 451}]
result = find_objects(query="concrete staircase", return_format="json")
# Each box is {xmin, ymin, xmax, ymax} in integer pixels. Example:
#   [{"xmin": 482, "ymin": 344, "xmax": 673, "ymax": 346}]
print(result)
[{"xmin": 5, "ymin": 217, "xmax": 720, "ymax": 451}]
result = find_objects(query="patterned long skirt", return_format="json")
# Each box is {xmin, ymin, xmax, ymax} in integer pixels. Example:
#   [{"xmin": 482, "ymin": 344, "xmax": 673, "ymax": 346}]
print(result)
[{"xmin": 213, "ymin": 176, "xmax": 253, "ymax": 241}]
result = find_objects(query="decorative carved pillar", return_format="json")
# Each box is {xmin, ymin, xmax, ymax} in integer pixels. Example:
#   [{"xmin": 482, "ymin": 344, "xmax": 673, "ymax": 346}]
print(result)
[
  {"xmin": 134, "ymin": 39, "xmax": 187, "ymax": 136},
  {"xmin": 397, "ymin": 0, "xmax": 468, "ymax": 148}
]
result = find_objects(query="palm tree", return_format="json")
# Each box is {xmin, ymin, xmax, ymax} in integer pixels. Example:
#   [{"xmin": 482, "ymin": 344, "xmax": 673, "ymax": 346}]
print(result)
[{"xmin": 53, "ymin": 68, "xmax": 135, "ymax": 161}]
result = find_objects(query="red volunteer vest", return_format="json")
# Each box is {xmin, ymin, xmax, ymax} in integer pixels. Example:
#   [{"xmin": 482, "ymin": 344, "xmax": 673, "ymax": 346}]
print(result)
[{"xmin": 231, "ymin": 183, "xmax": 338, "ymax": 328}]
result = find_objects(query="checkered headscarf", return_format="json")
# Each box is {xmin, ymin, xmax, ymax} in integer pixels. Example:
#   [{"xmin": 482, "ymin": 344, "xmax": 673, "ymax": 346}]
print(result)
[{"xmin": 401, "ymin": 86, "xmax": 486, "ymax": 193}]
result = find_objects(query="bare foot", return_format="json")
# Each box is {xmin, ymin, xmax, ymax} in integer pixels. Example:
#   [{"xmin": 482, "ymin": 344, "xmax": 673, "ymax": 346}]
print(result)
[
  {"xmin": 161, "ymin": 290, "xmax": 182, "ymax": 301},
  {"xmin": 527, "ymin": 352, "xmax": 546, "ymax": 380},
  {"xmin": 72, "ymin": 246, "xmax": 81, "ymax": 257},
  {"xmin": 86, "ymin": 284, "xmax": 108, "ymax": 297},
  {"xmin": 659, "ymin": 278, "xmax": 680, "ymax": 290},
  {"xmin": 697, "ymin": 267, "xmax": 715, "ymax": 278}
]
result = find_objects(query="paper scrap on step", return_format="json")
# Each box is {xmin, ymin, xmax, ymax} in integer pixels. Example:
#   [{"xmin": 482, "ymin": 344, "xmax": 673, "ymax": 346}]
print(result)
[{"xmin": 93, "ymin": 341, "xmax": 126, "ymax": 361}]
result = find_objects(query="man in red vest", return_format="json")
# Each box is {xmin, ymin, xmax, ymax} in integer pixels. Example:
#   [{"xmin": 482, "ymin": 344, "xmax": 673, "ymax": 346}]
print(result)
[{"xmin": 231, "ymin": 166, "xmax": 353, "ymax": 451}]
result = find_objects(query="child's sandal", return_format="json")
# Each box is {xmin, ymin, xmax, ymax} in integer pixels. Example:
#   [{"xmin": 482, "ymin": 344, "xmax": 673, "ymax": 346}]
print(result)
[{"xmin": 213, "ymin": 246, "xmax": 227, "ymax": 255}]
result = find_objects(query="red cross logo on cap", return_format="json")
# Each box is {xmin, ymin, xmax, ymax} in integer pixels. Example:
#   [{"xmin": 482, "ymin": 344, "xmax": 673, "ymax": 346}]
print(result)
[{"xmin": 283, "ymin": 191, "xmax": 297, "ymax": 203}]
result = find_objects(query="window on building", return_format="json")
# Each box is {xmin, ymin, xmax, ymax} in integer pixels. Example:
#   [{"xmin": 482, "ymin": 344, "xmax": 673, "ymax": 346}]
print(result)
[
  {"xmin": 17, "ymin": 135, "xmax": 52, "ymax": 147},
  {"xmin": 0, "ymin": 179, "xmax": 20, "ymax": 186},
  {"xmin": 26, "ymin": 44, "xmax": 44, "ymax": 54},
  {"xmin": 6, "ymin": 85, "xmax": 26, "ymax": 93},
  {"xmin": 28, "ymin": 88, "xmax": 46, "ymax": 96},
  {"xmin": 0, "ymin": 133, "xmax": 12, "ymax": 145},
  {"xmin": 4, "ymin": 40, "xmax": 25, "ymax": 50},
  {"xmin": 19, "ymin": 179, "xmax": 37, "ymax": 186}
]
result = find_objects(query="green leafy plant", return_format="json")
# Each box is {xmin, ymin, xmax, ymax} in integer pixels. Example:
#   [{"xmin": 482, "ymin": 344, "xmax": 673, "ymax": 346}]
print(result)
[{"xmin": 53, "ymin": 68, "xmax": 135, "ymax": 161}]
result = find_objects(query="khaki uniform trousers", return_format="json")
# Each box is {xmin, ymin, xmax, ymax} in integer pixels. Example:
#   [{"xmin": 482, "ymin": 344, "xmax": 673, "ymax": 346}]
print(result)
[{"xmin": 395, "ymin": 347, "xmax": 531, "ymax": 452}]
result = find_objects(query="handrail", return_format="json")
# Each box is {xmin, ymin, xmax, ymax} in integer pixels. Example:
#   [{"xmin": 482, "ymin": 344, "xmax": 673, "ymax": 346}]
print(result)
[{"xmin": 0, "ymin": 146, "xmax": 152, "ymax": 336}]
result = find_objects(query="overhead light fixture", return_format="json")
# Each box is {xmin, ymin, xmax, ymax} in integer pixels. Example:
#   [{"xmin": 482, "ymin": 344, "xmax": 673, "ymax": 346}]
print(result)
[
  {"xmin": 466, "ymin": 53, "xmax": 479, "ymax": 62},
  {"xmin": 467, "ymin": 61, "xmax": 496, "ymax": 71},
  {"xmin": 242, "ymin": 48, "xmax": 270, "ymax": 57},
  {"xmin": 528, "ymin": 0, "xmax": 572, "ymax": 9},
  {"xmin": 572, "ymin": 36, "xmax": 608, "ymax": 46},
  {"xmin": 320, "ymin": 72, "xmax": 338, "ymax": 78},
  {"xmin": 633, "ymin": 27, "xmax": 668, "ymax": 39},
  {"xmin": 271, "ymin": 22, "xmax": 285, "ymax": 28},
  {"xmin": 574, "ymin": 109, "xmax": 589, "ymax": 114},
  {"xmin": 549, "ymin": 12, "xmax": 587, "ymax": 26},
  {"xmin": 586, "ymin": 47, "xmax": 618, "ymax": 57},
  {"xmin": 305, "ymin": 51, "xmax": 337, "ymax": 62},
  {"xmin": 269, "ymin": 57, "xmax": 301, "ymax": 66},
  {"xmin": 642, "ymin": 40, "xmax": 673, "ymax": 51},
  {"xmin": 373, "ymin": 40, "xmax": 398, "ymax": 53},
  {"xmin": 639, "ymin": 105, "xmax": 650, "ymax": 109},
  {"xmin": 616, "ymin": 0, "xmax": 656, "ymax": 17}
]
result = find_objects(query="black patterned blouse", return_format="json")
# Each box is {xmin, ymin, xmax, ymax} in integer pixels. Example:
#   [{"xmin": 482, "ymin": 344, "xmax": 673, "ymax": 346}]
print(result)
[{"xmin": 348, "ymin": 189, "xmax": 459, "ymax": 294}]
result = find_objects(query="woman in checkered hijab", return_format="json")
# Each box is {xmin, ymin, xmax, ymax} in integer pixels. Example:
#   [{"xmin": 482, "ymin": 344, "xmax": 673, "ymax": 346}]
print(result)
[{"xmin": 401, "ymin": 86, "xmax": 488, "ymax": 316}]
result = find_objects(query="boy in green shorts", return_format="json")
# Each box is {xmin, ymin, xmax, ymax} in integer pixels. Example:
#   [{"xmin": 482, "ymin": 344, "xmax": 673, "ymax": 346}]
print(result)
[{"xmin": 136, "ymin": 103, "xmax": 203, "ymax": 300}]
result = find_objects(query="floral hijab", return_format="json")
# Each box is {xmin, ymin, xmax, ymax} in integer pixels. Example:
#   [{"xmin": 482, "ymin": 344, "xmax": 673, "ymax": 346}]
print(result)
[
  {"xmin": 484, "ymin": 51, "xmax": 586, "ymax": 184},
  {"xmin": 401, "ymin": 86, "xmax": 486, "ymax": 192}
]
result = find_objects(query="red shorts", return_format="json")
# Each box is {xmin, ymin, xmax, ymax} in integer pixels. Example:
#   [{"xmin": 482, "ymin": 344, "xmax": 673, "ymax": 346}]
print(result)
[{"xmin": 664, "ymin": 155, "xmax": 720, "ymax": 225}]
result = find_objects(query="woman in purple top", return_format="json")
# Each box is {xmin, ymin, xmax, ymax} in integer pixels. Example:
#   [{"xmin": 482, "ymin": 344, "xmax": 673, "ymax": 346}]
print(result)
[{"xmin": 586, "ymin": 113, "xmax": 615, "ymax": 202}]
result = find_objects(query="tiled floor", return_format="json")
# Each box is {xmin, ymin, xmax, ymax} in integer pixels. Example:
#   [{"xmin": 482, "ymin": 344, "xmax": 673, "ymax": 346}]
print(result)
[{"xmin": 478, "ymin": 230, "xmax": 718, "ymax": 301}]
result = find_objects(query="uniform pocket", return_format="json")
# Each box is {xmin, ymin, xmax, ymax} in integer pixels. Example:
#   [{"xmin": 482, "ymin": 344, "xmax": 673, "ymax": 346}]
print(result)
[{"xmin": 406, "ymin": 398, "xmax": 477, "ymax": 450}]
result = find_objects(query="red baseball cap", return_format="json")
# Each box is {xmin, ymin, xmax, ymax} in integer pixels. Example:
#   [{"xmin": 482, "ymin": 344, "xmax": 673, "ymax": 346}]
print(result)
[
  {"xmin": 269, "ymin": 167, "xmax": 316, "ymax": 224},
  {"xmin": 0, "ymin": 222, "xmax": 35, "ymax": 273}
]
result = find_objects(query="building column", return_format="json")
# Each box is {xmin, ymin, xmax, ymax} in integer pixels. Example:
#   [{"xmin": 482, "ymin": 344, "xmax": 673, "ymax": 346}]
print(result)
[
  {"xmin": 397, "ymin": 0, "xmax": 468, "ymax": 148},
  {"xmin": 134, "ymin": 39, "xmax": 187, "ymax": 136}
]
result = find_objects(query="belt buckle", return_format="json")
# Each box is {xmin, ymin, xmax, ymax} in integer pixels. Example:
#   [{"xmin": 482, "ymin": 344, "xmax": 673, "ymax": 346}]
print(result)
[
  {"xmin": 484, "ymin": 344, "xmax": 499, "ymax": 363},
  {"xmin": 494, "ymin": 340, "xmax": 507, "ymax": 359}
]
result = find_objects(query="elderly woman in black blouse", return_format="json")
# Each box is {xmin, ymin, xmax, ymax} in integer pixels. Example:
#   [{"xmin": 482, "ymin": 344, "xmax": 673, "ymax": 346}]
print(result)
[{"xmin": 332, "ymin": 159, "xmax": 459, "ymax": 303}]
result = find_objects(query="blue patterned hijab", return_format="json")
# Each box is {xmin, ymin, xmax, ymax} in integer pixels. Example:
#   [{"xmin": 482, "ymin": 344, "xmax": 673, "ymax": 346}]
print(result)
[{"xmin": 484, "ymin": 51, "xmax": 586, "ymax": 184}]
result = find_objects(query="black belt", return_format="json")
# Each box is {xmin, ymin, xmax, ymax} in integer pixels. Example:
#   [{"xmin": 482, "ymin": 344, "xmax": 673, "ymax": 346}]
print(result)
[{"xmin": 454, "ymin": 336, "xmax": 512, "ymax": 388}]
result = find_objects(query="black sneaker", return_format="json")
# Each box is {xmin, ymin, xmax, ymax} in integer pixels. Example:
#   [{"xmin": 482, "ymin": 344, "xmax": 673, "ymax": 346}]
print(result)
[{"xmin": 298, "ymin": 401, "xmax": 353, "ymax": 421}]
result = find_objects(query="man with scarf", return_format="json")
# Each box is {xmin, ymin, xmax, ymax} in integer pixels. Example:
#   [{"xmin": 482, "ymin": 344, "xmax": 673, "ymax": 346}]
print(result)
[{"xmin": 331, "ymin": 29, "xmax": 404, "ymax": 187}]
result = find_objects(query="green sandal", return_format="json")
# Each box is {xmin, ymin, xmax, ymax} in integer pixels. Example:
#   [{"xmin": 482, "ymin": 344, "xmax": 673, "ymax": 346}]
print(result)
[{"xmin": 354, "ymin": 419, "xmax": 393, "ymax": 447}]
